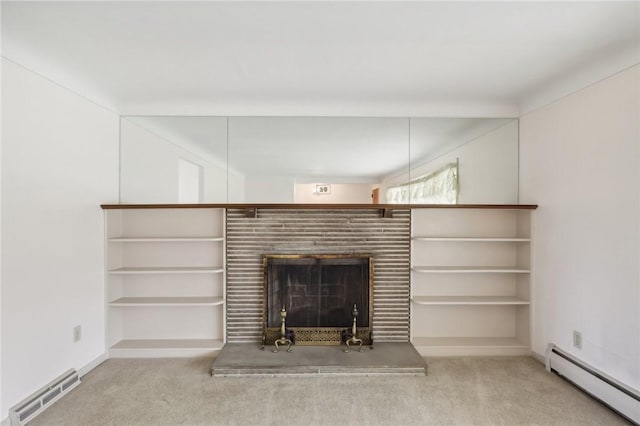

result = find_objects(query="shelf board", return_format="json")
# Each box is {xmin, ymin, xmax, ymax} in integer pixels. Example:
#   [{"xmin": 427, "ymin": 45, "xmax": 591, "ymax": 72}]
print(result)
[
  {"xmin": 412, "ymin": 336, "xmax": 528, "ymax": 348},
  {"xmin": 109, "ymin": 339, "xmax": 224, "ymax": 358},
  {"xmin": 411, "ymin": 336, "xmax": 530, "ymax": 356},
  {"xmin": 411, "ymin": 296, "xmax": 529, "ymax": 305},
  {"xmin": 109, "ymin": 296, "xmax": 224, "ymax": 307},
  {"xmin": 412, "ymin": 237, "xmax": 530, "ymax": 242},
  {"xmin": 102, "ymin": 203, "xmax": 538, "ymax": 210},
  {"xmin": 109, "ymin": 237, "xmax": 224, "ymax": 242},
  {"xmin": 111, "ymin": 339, "xmax": 223, "ymax": 349},
  {"xmin": 412, "ymin": 266, "xmax": 530, "ymax": 274},
  {"xmin": 109, "ymin": 266, "xmax": 224, "ymax": 274}
]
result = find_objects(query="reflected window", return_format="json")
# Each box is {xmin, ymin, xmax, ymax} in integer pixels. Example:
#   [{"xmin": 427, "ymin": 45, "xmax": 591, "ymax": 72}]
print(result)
[{"xmin": 387, "ymin": 162, "xmax": 458, "ymax": 204}]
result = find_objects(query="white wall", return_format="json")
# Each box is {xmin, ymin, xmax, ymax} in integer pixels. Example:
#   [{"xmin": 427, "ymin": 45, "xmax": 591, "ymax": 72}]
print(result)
[
  {"xmin": 178, "ymin": 158, "xmax": 202, "ymax": 203},
  {"xmin": 120, "ymin": 119, "xmax": 178, "ymax": 202},
  {"xmin": 244, "ymin": 176, "xmax": 295, "ymax": 203},
  {"xmin": 520, "ymin": 65, "xmax": 640, "ymax": 389},
  {"xmin": 294, "ymin": 183, "xmax": 373, "ymax": 204},
  {"xmin": 120, "ymin": 119, "xmax": 235, "ymax": 203},
  {"xmin": 0, "ymin": 20, "xmax": 4, "ymax": 417},
  {"xmin": 0, "ymin": 60, "xmax": 120, "ymax": 417},
  {"xmin": 242, "ymin": 179, "xmax": 374, "ymax": 204},
  {"xmin": 227, "ymin": 170, "xmax": 246, "ymax": 203},
  {"xmin": 449, "ymin": 120, "xmax": 518, "ymax": 204}
]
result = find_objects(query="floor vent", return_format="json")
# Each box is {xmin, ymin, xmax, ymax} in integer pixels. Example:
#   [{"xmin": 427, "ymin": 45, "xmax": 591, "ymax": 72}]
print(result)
[
  {"xmin": 546, "ymin": 344, "xmax": 640, "ymax": 425},
  {"xmin": 9, "ymin": 369, "xmax": 80, "ymax": 426}
]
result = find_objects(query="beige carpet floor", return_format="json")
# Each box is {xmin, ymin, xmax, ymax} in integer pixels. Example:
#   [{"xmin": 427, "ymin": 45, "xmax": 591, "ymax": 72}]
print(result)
[{"xmin": 29, "ymin": 356, "xmax": 630, "ymax": 426}]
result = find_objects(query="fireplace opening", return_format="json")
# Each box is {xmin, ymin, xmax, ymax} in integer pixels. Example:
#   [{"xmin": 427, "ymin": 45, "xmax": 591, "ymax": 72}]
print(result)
[{"xmin": 263, "ymin": 254, "xmax": 373, "ymax": 345}]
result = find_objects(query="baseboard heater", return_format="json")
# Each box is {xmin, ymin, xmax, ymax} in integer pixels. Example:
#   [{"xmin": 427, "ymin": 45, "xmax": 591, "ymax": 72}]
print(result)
[
  {"xmin": 9, "ymin": 369, "xmax": 80, "ymax": 426},
  {"xmin": 545, "ymin": 344, "xmax": 640, "ymax": 425}
]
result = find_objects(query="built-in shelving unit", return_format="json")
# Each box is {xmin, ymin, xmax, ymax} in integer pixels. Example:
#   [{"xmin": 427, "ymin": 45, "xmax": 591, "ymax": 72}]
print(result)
[
  {"xmin": 100, "ymin": 203, "xmax": 536, "ymax": 358},
  {"xmin": 411, "ymin": 208, "xmax": 532, "ymax": 356},
  {"xmin": 105, "ymin": 208, "xmax": 225, "ymax": 358}
]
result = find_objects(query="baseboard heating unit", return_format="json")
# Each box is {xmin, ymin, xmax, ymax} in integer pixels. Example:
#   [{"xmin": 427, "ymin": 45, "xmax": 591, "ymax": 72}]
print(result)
[
  {"xmin": 9, "ymin": 369, "xmax": 80, "ymax": 426},
  {"xmin": 546, "ymin": 344, "xmax": 640, "ymax": 425}
]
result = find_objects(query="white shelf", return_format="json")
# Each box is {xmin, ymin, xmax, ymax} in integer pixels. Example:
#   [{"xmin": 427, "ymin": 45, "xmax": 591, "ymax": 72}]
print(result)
[
  {"xmin": 106, "ymin": 208, "xmax": 226, "ymax": 359},
  {"xmin": 410, "ymin": 208, "xmax": 533, "ymax": 357},
  {"xmin": 109, "ymin": 237, "xmax": 224, "ymax": 242},
  {"xmin": 109, "ymin": 339, "xmax": 224, "ymax": 358},
  {"xmin": 412, "ymin": 337, "xmax": 530, "ymax": 356},
  {"xmin": 413, "ymin": 237, "xmax": 530, "ymax": 242},
  {"xmin": 412, "ymin": 266, "xmax": 530, "ymax": 273},
  {"xmin": 109, "ymin": 297, "xmax": 224, "ymax": 307},
  {"xmin": 412, "ymin": 336, "xmax": 528, "ymax": 347},
  {"xmin": 109, "ymin": 266, "xmax": 224, "ymax": 274},
  {"xmin": 411, "ymin": 296, "xmax": 530, "ymax": 305}
]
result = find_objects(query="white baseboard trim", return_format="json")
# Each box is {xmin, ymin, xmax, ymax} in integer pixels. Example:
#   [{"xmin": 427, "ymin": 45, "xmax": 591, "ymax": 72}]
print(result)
[
  {"xmin": 78, "ymin": 352, "xmax": 108, "ymax": 378},
  {"xmin": 531, "ymin": 350, "xmax": 545, "ymax": 364}
]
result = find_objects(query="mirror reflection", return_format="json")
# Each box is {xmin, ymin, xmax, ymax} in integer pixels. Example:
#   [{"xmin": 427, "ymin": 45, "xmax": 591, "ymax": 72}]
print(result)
[
  {"xmin": 228, "ymin": 117, "xmax": 408, "ymax": 203},
  {"xmin": 405, "ymin": 118, "xmax": 518, "ymax": 204},
  {"xmin": 120, "ymin": 116, "xmax": 228, "ymax": 203},
  {"xmin": 119, "ymin": 116, "xmax": 518, "ymax": 204}
]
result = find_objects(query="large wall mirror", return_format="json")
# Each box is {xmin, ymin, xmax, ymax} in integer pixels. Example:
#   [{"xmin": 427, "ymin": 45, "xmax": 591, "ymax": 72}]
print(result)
[{"xmin": 120, "ymin": 116, "xmax": 518, "ymax": 204}]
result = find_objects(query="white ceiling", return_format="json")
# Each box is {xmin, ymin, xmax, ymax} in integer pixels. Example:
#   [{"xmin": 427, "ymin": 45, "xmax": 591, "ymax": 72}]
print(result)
[{"xmin": 2, "ymin": 1, "xmax": 638, "ymax": 115}]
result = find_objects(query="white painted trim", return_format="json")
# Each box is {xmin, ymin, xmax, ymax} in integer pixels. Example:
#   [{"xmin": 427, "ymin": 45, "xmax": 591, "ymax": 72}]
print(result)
[
  {"xmin": 119, "ymin": 100, "xmax": 519, "ymax": 118},
  {"xmin": 531, "ymin": 350, "xmax": 545, "ymax": 365},
  {"xmin": 78, "ymin": 353, "xmax": 108, "ymax": 378}
]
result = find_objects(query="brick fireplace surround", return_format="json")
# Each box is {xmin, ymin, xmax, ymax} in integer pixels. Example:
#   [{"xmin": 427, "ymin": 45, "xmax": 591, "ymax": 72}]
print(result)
[{"xmin": 225, "ymin": 208, "xmax": 411, "ymax": 344}]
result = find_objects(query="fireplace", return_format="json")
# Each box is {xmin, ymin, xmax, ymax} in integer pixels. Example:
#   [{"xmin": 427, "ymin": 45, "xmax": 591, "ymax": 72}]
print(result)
[
  {"xmin": 225, "ymin": 208, "xmax": 410, "ymax": 344},
  {"xmin": 263, "ymin": 254, "xmax": 373, "ymax": 345}
]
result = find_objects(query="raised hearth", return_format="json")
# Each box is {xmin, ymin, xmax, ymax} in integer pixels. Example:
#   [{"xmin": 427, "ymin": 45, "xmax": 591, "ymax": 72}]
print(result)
[{"xmin": 210, "ymin": 343, "xmax": 427, "ymax": 376}]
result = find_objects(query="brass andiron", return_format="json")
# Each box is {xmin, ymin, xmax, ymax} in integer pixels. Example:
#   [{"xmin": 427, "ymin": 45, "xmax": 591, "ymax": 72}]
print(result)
[
  {"xmin": 344, "ymin": 304, "xmax": 364, "ymax": 353},
  {"xmin": 273, "ymin": 306, "xmax": 294, "ymax": 353}
]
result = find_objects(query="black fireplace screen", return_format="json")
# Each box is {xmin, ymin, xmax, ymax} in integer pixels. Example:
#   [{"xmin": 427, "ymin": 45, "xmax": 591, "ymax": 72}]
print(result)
[{"xmin": 264, "ymin": 255, "xmax": 372, "ymax": 330}]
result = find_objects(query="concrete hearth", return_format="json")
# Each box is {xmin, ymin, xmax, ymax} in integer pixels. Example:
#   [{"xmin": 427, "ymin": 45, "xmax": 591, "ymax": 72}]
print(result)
[{"xmin": 210, "ymin": 342, "xmax": 427, "ymax": 376}]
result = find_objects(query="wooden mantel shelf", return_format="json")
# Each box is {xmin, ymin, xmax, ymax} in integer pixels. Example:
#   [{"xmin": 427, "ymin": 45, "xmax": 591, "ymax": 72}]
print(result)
[{"xmin": 101, "ymin": 203, "xmax": 537, "ymax": 210}]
